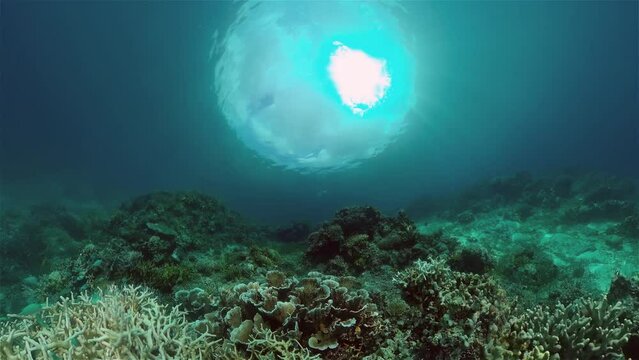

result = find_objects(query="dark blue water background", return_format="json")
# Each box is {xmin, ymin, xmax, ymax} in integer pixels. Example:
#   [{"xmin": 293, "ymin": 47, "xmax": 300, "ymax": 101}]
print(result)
[{"xmin": 2, "ymin": 1, "xmax": 638, "ymax": 223}]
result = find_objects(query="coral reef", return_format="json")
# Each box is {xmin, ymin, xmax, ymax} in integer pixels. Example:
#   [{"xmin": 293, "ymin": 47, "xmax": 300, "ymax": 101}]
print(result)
[
  {"xmin": 362, "ymin": 330, "xmax": 416, "ymax": 360},
  {"xmin": 107, "ymin": 192, "xmax": 263, "ymax": 265},
  {"xmin": 1, "ymin": 172, "xmax": 638, "ymax": 359},
  {"xmin": 0, "ymin": 192, "xmax": 282, "ymax": 311},
  {"xmin": 393, "ymin": 258, "xmax": 512, "ymax": 359},
  {"xmin": 448, "ymin": 247, "xmax": 494, "ymax": 274},
  {"xmin": 500, "ymin": 247, "xmax": 558, "ymax": 286},
  {"xmin": 608, "ymin": 273, "xmax": 639, "ymax": 359},
  {"xmin": 184, "ymin": 270, "xmax": 380, "ymax": 359},
  {"xmin": 0, "ymin": 285, "xmax": 217, "ymax": 359},
  {"xmin": 497, "ymin": 298, "xmax": 633, "ymax": 359},
  {"xmin": 411, "ymin": 172, "xmax": 639, "ymax": 303},
  {"xmin": 242, "ymin": 326, "xmax": 321, "ymax": 360},
  {"xmin": 275, "ymin": 222, "xmax": 312, "ymax": 243},
  {"xmin": 306, "ymin": 206, "xmax": 458, "ymax": 274},
  {"xmin": 0, "ymin": 205, "xmax": 106, "ymax": 315}
]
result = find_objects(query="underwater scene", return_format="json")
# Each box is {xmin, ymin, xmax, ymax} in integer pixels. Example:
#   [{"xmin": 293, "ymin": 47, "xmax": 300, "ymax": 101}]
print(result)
[{"xmin": 1, "ymin": 1, "xmax": 638, "ymax": 359}]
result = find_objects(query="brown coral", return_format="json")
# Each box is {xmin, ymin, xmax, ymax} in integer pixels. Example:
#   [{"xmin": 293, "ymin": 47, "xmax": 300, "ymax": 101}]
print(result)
[{"xmin": 194, "ymin": 271, "xmax": 380, "ymax": 359}]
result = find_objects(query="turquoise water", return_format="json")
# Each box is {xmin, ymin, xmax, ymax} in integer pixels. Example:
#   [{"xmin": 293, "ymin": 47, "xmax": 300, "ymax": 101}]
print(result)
[{"xmin": 1, "ymin": 2, "xmax": 638, "ymax": 359}]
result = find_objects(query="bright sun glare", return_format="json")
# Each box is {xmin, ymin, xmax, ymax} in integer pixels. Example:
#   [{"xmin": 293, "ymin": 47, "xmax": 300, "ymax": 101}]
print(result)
[
  {"xmin": 215, "ymin": 1, "xmax": 415, "ymax": 171},
  {"xmin": 328, "ymin": 42, "xmax": 391, "ymax": 116}
]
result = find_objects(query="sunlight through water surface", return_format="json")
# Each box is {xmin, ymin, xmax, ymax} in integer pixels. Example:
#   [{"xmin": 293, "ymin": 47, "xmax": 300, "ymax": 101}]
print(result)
[{"xmin": 215, "ymin": 1, "xmax": 415, "ymax": 171}]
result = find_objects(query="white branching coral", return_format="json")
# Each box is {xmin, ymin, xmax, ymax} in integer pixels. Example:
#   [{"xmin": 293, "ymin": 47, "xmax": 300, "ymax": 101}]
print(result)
[
  {"xmin": 0, "ymin": 285, "xmax": 218, "ymax": 359},
  {"xmin": 514, "ymin": 298, "xmax": 632, "ymax": 360},
  {"xmin": 247, "ymin": 326, "xmax": 321, "ymax": 360}
]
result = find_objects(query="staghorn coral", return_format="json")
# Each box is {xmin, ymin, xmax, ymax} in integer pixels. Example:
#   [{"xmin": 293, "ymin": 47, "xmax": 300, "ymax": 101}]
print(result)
[
  {"xmin": 246, "ymin": 326, "xmax": 320, "ymax": 360},
  {"xmin": 0, "ymin": 285, "xmax": 217, "ymax": 359},
  {"xmin": 2, "ymin": 175, "xmax": 638, "ymax": 359},
  {"xmin": 532, "ymin": 298, "xmax": 631, "ymax": 359},
  {"xmin": 487, "ymin": 298, "xmax": 633, "ymax": 360}
]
